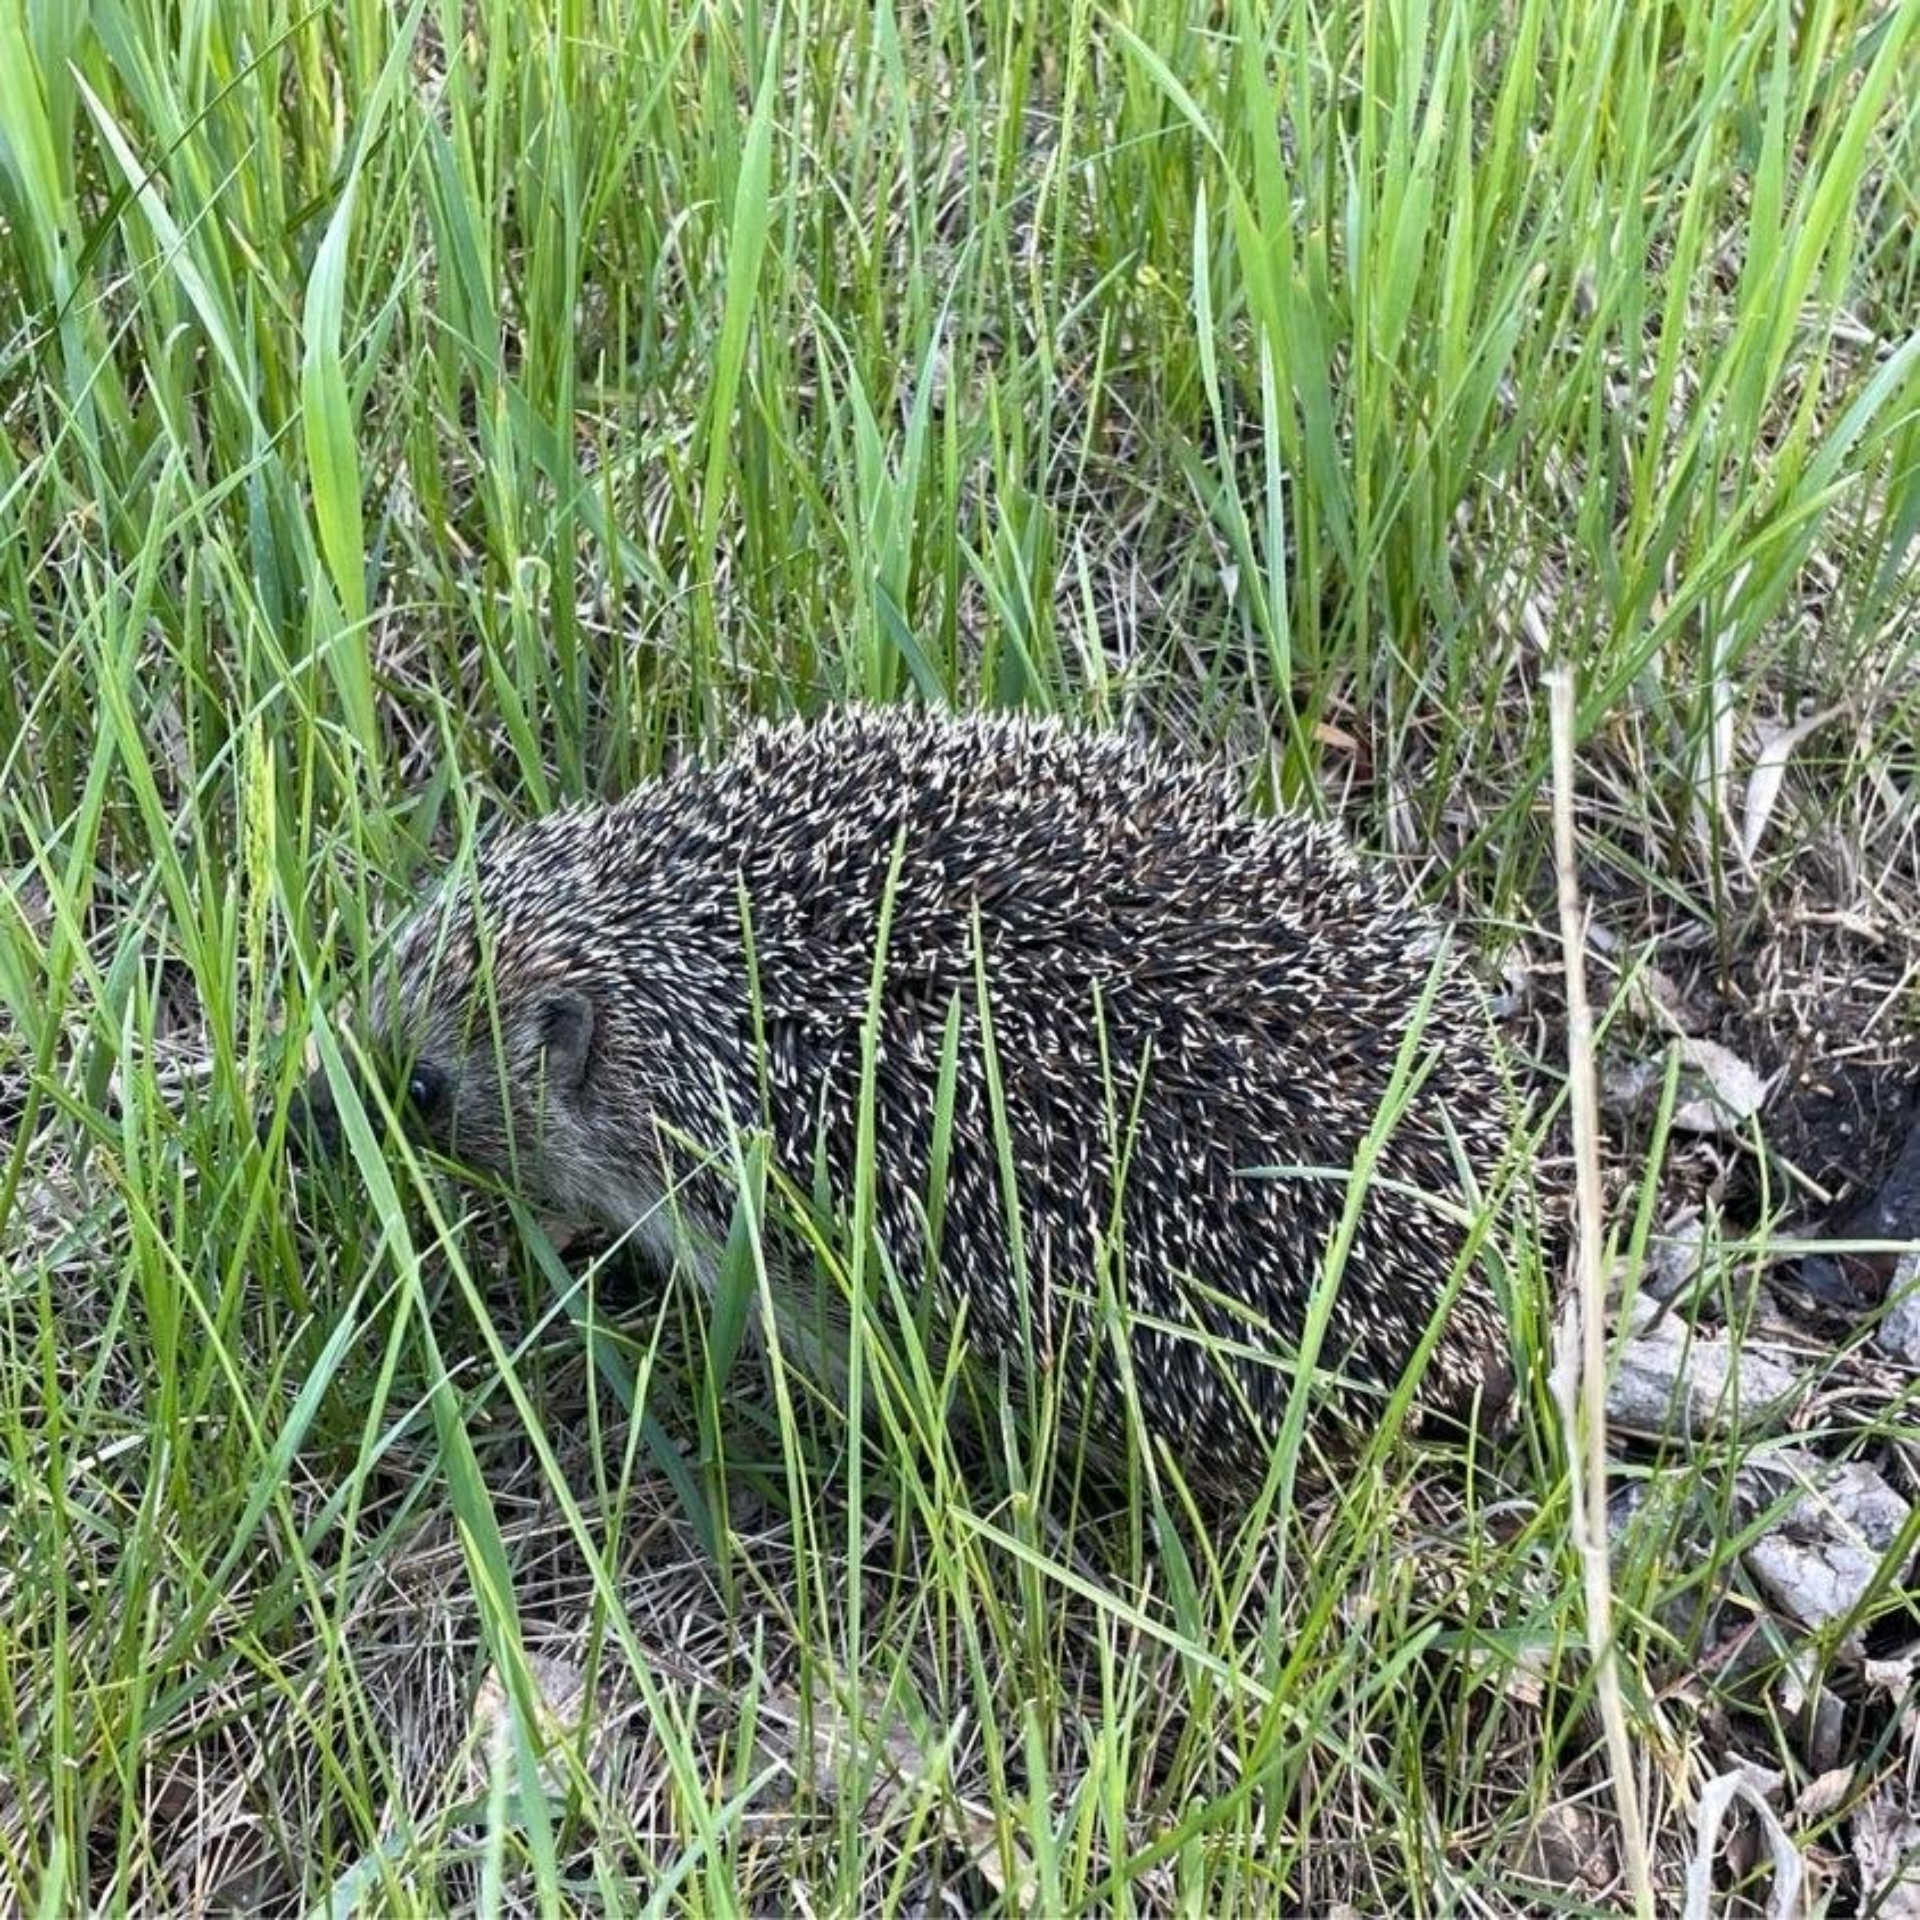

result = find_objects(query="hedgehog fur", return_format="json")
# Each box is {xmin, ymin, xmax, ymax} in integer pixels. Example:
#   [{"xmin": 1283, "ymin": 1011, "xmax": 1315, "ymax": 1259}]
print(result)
[{"xmin": 303, "ymin": 706, "xmax": 1523, "ymax": 1486}]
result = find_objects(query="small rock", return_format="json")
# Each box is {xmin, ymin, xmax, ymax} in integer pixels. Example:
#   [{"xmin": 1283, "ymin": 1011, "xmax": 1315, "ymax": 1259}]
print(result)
[
  {"xmin": 1874, "ymin": 1251, "xmax": 1920, "ymax": 1367},
  {"xmin": 1742, "ymin": 1452, "xmax": 1914, "ymax": 1652},
  {"xmin": 1643, "ymin": 1211, "xmax": 1710, "ymax": 1303},
  {"xmin": 1607, "ymin": 1470, "xmax": 1741, "ymax": 1650},
  {"xmin": 1606, "ymin": 1303, "xmax": 1801, "ymax": 1438}
]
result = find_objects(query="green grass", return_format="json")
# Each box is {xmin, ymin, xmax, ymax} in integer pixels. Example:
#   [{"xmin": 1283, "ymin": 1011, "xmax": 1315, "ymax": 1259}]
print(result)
[{"xmin": 2, "ymin": 0, "xmax": 1917, "ymax": 1910}]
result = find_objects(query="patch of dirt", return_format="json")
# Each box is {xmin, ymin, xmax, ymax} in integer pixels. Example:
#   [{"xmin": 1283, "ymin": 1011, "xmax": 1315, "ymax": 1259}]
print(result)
[{"xmin": 1720, "ymin": 905, "xmax": 1920, "ymax": 1224}]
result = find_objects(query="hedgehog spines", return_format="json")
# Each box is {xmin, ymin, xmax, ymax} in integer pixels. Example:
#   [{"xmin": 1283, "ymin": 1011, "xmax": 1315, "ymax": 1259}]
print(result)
[{"xmin": 344, "ymin": 705, "xmax": 1521, "ymax": 1487}]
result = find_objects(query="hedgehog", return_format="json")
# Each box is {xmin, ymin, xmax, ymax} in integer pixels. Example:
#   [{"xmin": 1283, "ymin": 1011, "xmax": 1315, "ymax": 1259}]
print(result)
[{"xmin": 287, "ymin": 706, "xmax": 1524, "ymax": 1487}]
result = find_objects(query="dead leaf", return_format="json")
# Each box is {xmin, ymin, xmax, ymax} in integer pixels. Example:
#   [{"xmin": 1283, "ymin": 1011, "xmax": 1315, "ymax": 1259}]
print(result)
[
  {"xmin": 1740, "ymin": 705, "xmax": 1844, "ymax": 864},
  {"xmin": 1624, "ymin": 960, "xmax": 1701, "ymax": 1036},
  {"xmin": 1852, "ymin": 1779, "xmax": 1920, "ymax": 1918},
  {"xmin": 1682, "ymin": 1764, "xmax": 1802, "ymax": 1920},
  {"xmin": 1864, "ymin": 1649, "xmax": 1919, "ymax": 1698},
  {"xmin": 1672, "ymin": 1036, "xmax": 1777, "ymax": 1134},
  {"xmin": 464, "ymin": 1654, "xmax": 597, "ymax": 1800},
  {"xmin": 1310, "ymin": 719, "xmax": 1361, "ymax": 756},
  {"xmin": 1793, "ymin": 1767, "xmax": 1855, "ymax": 1823},
  {"xmin": 1513, "ymin": 1800, "xmax": 1617, "ymax": 1894}
]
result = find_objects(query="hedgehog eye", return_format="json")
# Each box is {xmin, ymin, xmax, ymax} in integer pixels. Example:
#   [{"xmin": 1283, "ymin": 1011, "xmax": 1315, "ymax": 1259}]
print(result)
[{"xmin": 405, "ymin": 1062, "xmax": 450, "ymax": 1122}]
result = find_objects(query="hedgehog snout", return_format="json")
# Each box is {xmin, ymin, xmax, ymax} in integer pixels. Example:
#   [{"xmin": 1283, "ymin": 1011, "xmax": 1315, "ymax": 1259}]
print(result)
[
  {"xmin": 268, "ymin": 1055, "xmax": 432, "ymax": 1163},
  {"xmin": 405, "ymin": 987, "xmax": 602, "ymax": 1198}
]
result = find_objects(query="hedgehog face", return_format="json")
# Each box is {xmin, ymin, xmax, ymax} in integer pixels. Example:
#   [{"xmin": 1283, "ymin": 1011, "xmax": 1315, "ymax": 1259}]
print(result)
[
  {"xmin": 282, "ymin": 874, "xmax": 616, "ymax": 1224},
  {"xmin": 386, "ymin": 977, "xmax": 599, "ymax": 1202},
  {"xmin": 364, "ymin": 892, "xmax": 612, "ymax": 1216}
]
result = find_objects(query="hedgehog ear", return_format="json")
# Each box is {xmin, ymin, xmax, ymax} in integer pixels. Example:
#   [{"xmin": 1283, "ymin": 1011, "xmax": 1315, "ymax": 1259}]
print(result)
[{"xmin": 538, "ymin": 990, "xmax": 596, "ymax": 1097}]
